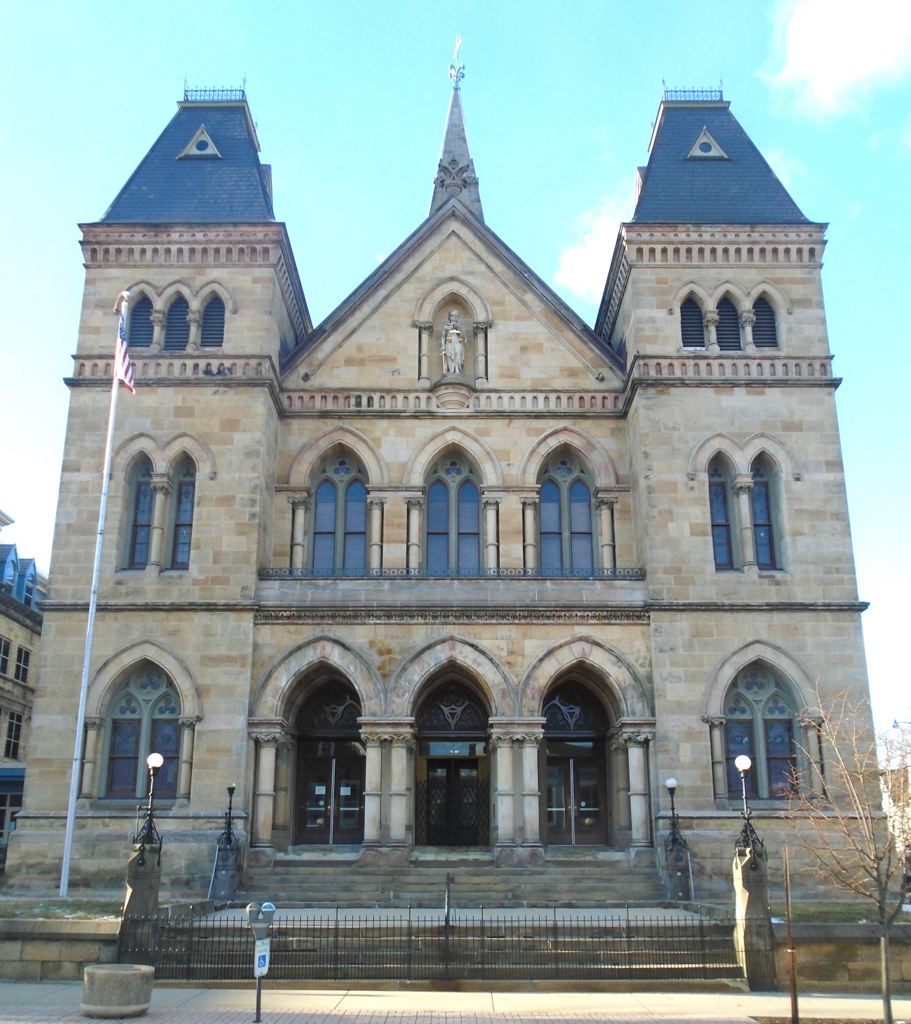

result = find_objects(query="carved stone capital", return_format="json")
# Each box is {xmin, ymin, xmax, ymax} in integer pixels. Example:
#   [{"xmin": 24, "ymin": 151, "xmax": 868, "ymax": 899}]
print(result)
[
  {"xmin": 799, "ymin": 716, "xmax": 823, "ymax": 729},
  {"xmin": 367, "ymin": 497, "xmax": 387, "ymax": 511},
  {"xmin": 520, "ymin": 498, "xmax": 539, "ymax": 511},
  {"xmin": 412, "ymin": 321, "xmax": 434, "ymax": 334},
  {"xmin": 150, "ymin": 311, "xmax": 165, "ymax": 327},
  {"xmin": 702, "ymin": 715, "xmax": 726, "ymax": 727},
  {"xmin": 595, "ymin": 497, "xmax": 618, "ymax": 511},
  {"xmin": 482, "ymin": 498, "xmax": 501, "ymax": 512},
  {"xmin": 187, "ymin": 310, "xmax": 203, "ymax": 326},
  {"xmin": 406, "ymin": 498, "xmax": 425, "ymax": 512},
  {"xmin": 178, "ymin": 716, "xmax": 201, "ymax": 729},
  {"xmin": 150, "ymin": 473, "xmax": 172, "ymax": 497},
  {"xmin": 619, "ymin": 732, "xmax": 652, "ymax": 748},
  {"xmin": 289, "ymin": 494, "xmax": 311, "ymax": 511},
  {"xmin": 249, "ymin": 718, "xmax": 288, "ymax": 746},
  {"xmin": 703, "ymin": 312, "xmax": 719, "ymax": 328},
  {"xmin": 85, "ymin": 717, "xmax": 105, "ymax": 732},
  {"xmin": 740, "ymin": 311, "xmax": 756, "ymax": 326},
  {"xmin": 732, "ymin": 472, "xmax": 754, "ymax": 496}
]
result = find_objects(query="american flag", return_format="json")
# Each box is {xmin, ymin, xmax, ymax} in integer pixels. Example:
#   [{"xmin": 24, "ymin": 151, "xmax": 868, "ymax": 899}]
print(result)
[{"xmin": 114, "ymin": 296, "xmax": 135, "ymax": 394}]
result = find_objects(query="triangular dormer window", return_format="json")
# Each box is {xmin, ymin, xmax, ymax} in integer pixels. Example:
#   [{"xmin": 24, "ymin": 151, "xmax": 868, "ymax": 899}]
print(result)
[
  {"xmin": 177, "ymin": 125, "xmax": 222, "ymax": 160},
  {"xmin": 687, "ymin": 127, "xmax": 728, "ymax": 160}
]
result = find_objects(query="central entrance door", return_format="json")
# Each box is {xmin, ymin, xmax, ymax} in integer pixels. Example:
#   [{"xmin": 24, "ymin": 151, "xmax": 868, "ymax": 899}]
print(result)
[
  {"xmin": 544, "ymin": 683, "xmax": 609, "ymax": 846},
  {"xmin": 415, "ymin": 683, "xmax": 489, "ymax": 847},
  {"xmin": 295, "ymin": 683, "xmax": 365, "ymax": 846}
]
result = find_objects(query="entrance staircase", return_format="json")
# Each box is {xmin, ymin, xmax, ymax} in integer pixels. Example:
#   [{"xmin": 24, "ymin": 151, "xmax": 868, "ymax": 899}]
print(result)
[{"xmin": 240, "ymin": 847, "xmax": 667, "ymax": 909}]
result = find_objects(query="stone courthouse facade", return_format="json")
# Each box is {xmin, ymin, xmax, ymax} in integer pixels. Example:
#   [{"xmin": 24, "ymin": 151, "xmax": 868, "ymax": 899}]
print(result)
[{"xmin": 7, "ymin": 82, "xmax": 871, "ymax": 896}]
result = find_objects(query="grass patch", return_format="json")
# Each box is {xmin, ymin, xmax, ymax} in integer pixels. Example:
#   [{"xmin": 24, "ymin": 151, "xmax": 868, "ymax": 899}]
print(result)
[
  {"xmin": 0, "ymin": 898, "xmax": 121, "ymax": 920},
  {"xmin": 769, "ymin": 902, "xmax": 884, "ymax": 923}
]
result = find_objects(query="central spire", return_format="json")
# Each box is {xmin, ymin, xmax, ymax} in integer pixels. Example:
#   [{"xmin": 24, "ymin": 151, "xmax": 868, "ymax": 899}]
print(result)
[{"xmin": 429, "ymin": 40, "xmax": 484, "ymax": 222}]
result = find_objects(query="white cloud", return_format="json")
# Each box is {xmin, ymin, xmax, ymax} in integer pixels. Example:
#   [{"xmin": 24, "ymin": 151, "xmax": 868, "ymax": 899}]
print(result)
[
  {"xmin": 554, "ymin": 180, "xmax": 636, "ymax": 304},
  {"xmin": 764, "ymin": 0, "xmax": 911, "ymax": 114},
  {"xmin": 764, "ymin": 149, "xmax": 807, "ymax": 190}
]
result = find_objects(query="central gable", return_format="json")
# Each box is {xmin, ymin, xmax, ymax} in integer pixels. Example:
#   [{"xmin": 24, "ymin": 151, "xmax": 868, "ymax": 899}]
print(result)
[{"xmin": 282, "ymin": 201, "xmax": 623, "ymax": 391}]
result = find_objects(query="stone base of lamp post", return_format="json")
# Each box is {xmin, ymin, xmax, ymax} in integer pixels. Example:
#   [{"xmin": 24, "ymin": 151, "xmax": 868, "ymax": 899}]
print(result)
[
  {"xmin": 733, "ymin": 847, "xmax": 777, "ymax": 991},
  {"xmin": 122, "ymin": 845, "xmax": 161, "ymax": 921},
  {"xmin": 209, "ymin": 842, "xmax": 244, "ymax": 900}
]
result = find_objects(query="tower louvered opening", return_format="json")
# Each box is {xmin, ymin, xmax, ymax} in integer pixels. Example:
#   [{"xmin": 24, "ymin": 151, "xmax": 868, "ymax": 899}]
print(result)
[
  {"xmin": 752, "ymin": 297, "xmax": 778, "ymax": 348},
  {"xmin": 128, "ymin": 296, "xmax": 154, "ymax": 347},
  {"xmin": 680, "ymin": 298, "xmax": 706, "ymax": 347},
  {"xmin": 164, "ymin": 297, "xmax": 190, "ymax": 350},
  {"xmin": 200, "ymin": 296, "xmax": 225, "ymax": 347},
  {"xmin": 716, "ymin": 298, "xmax": 742, "ymax": 351}
]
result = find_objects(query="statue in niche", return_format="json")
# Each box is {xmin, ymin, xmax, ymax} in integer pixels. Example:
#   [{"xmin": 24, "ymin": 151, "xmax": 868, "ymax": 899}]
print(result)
[{"xmin": 441, "ymin": 309, "xmax": 466, "ymax": 375}]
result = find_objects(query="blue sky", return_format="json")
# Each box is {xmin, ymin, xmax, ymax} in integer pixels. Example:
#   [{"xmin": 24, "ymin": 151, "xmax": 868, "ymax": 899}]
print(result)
[{"xmin": 1, "ymin": 0, "xmax": 908, "ymax": 723}]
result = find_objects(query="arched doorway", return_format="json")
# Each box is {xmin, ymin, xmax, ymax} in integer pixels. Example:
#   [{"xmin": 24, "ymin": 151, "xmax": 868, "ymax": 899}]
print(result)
[
  {"xmin": 543, "ymin": 682, "xmax": 609, "ymax": 846},
  {"xmin": 415, "ymin": 682, "xmax": 489, "ymax": 847},
  {"xmin": 294, "ymin": 682, "xmax": 365, "ymax": 845}
]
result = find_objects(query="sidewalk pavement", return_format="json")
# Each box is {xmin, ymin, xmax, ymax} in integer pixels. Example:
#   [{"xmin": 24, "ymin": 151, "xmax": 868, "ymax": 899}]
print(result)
[{"xmin": 0, "ymin": 982, "xmax": 906, "ymax": 1024}]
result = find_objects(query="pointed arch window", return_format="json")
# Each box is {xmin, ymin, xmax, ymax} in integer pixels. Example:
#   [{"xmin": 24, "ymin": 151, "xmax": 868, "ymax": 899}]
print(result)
[
  {"xmin": 200, "ymin": 295, "xmax": 225, "ymax": 347},
  {"xmin": 724, "ymin": 666, "xmax": 797, "ymax": 799},
  {"xmin": 680, "ymin": 297, "xmax": 706, "ymax": 348},
  {"xmin": 751, "ymin": 457, "xmax": 779, "ymax": 570},
  {"xmin": 538, "ymin": 456, "xmax": 595, "ymax": 575},
  {"xmin": 311, "ymin": 457, "xmax": 368, "ymax": 575},
  {"xmin": 170, "ymin": 459, "xmax": 196, "ymax": 569},
  {"xmin": 164, "ymin": 296, "xmax": 190, "ymax": 350},
  {"xmin": 104, "ymin": 664, "xmax": 181, "ymax": 799},
  {"xmin": 752, "ymin": 297, "xmax": 778, "ymax": 348},
  {"xmin": 128, "ymin": 458, "xmax": 154, "ymax": 569},
  {"xmin": 128, "ymin": 295, "xmax": 154, "ymax": 348},
  {"xmin": 716, "ymin": 298, "xmax": 742, "ymax": 351},
  {"xmin": 424, "ymin": 456, "xmax": 481, "ymax": 574},
  {"xmin": 708, "ymin": 456, "xmax": 735, "ymax": 570}
]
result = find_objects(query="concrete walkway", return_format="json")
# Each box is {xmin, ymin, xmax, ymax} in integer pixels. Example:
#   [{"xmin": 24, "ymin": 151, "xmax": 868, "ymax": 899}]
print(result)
[{"xmin": 0, "ymin": 982, "xmax": 905, "ymax": 1023}]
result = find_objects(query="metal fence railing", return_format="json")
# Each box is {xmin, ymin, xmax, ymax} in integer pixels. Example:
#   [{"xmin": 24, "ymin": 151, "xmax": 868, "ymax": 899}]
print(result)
[{"xmin": 119, "ymin": 909, "xmax": 752, "ymax": 982}]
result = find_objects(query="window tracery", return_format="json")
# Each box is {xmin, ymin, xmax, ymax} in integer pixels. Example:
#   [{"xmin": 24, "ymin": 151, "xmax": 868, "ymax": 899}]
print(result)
[
  {"xmin": 424, "ymin": 455, "xmax": 481, "ymax": 574},
  {"xmin": 311, "ymin": 456, "xmax": 368, "ymax": 574},
  {"xmin": 538, "ymin": 455, "xmax": 595, "ymax": 574}
]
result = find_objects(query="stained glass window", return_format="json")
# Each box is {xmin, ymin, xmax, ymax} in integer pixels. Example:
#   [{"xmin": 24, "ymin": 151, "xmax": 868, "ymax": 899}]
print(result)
[
  {"xmin": 709, "ymin": 459, "xmax": 734, "ymax": 569},
  {"xmin": 311, "ymin": 457, "xmax": 369, "ymax": 573},
  {"xmin": 129, "ymin": 459, "xmax": 153, "ymax": 569},
  {"xmin": 171, "ymin": 462, "xmax": 196, "ymax": 570},
  {"xmin": 424, "ymin": 456, "xmax": 482, "ymax": 573},
  {"xmin": 751, "ymin": 461, "xmax": 778, "ymax": 570},
  {"xmin": 537, "ymin": 456, "xmax": 596, "ymax": 574}
]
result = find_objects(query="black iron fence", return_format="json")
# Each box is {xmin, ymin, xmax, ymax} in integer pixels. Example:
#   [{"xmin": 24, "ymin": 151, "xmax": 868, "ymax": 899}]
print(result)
[{"xmin": 119, "ymin": 909, "xmax": 757, "ymax": 982}]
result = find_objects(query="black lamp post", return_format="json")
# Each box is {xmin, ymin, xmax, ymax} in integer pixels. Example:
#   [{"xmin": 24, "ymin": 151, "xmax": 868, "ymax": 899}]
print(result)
[
  {"xmin": 734, "ymin": 754, "xmax": 764, "ymax": 868},
  {"xmin": 664, "ymin": 777, "xmax": 691, "ymax": 899},
  {"xmin": 134, "ymin": 752, "xmax": 164, "ymax": 866},
  {"xmin": 665, "ymin": 777, "xmax": 687, "ymax": 852},
  {"xmin": 217, "ymin": 783, "xmax": 238, "ymax": 849}
]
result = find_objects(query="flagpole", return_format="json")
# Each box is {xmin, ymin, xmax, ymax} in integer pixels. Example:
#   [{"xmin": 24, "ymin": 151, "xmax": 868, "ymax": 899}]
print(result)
[{"xmin": 59, "ymin": 290, "xmax": 130, "ymax": 897}]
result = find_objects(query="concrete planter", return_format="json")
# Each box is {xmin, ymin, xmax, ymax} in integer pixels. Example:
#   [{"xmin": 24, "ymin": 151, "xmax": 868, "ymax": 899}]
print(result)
[{"xmin": 81, "ymin": 963, "xmax": 154, "ymax": 1018}]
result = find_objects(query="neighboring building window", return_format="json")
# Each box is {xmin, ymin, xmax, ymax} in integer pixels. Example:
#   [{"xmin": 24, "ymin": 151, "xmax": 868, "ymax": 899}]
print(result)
[
  {"xmin": 13, "ymin": 648, "xmax": 29, "ymax": 685},
  {"xmin": 1, "ymin": 553, "xmax": 17, "ymax": 596},
  {"xmin": 752, "ymin": 297, "xmax": 778, "ymax": 348},
  {"xmin": 164, "ymin": 296, "xmax": 190, "ymax": 350},
  {"xmin": 128, "ymin": 295, "xmax": 154, "ymax": 348},
  {"xmin": 311, "ymin": 457, "xmax": 368, "ymax": 574},
  {"xmin": 200, "ymin": 296, "xmax": 225, "ymax": 347},
  {"xmin": 170, "ymin": 460, "xmax": 196, "ymax": 570},
  {"xmin": 715, "ymin": 297, "xmax": 742, "ymax": 351},
  {"xmin": 751, "ymin": 457, "xmax": 779, "ymax": 570},
  {"xmin": 0, "ymin": 792, "xmax": 22, "ymax": 845},
  {"xmin": 23, "ymin": 576, "xmax": 34, "ymax": 608},
  {"xmin": 680, "ymin": 297, "xmax": 706, "ymax": 347},
  {"xmin": 128, "ymin": 458, "xmax": 154, "ymax": 569},
  {"xmin": 724, "ymin": 666, "xmax": 797, "ymax": 799},
  {"xmin": 104, "ymin": 664, "xmax": 181, "ymax": 799},
  {"xmin": 4, "ymin": 712, "xmax": 22, "ymax": 760},
  {"xmin": 425, "ymin": 455, "xmax": 481, "ymax": 574},
  {"xmin": 0, "ymin": 638, "xmax": 9, "ymax": 676},
  {"xmin": 538, "ymin": 455, "xmax": 595, "ymax": 574},
  {"xmin": 708, "ymin": 456, "xmax": 735, "ymax": 570}
]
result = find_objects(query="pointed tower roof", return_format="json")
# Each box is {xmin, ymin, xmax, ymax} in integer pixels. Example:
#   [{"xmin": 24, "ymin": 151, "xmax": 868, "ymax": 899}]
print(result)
[{"xmin": 429, "ymin": 86, "xmax": 484, "ymax": 222}]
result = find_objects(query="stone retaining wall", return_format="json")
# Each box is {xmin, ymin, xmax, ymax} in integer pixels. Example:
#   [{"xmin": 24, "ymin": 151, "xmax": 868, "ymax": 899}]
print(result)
[{"xmin": 0, "ymin": 919, "xmax": 120, "ymax": 981}]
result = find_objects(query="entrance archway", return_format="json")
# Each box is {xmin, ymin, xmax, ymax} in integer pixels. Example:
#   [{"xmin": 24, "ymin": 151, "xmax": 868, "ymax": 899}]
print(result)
[
  {"xmin": 543, "ymin": 682, "xmax": 610, "ymax": 846},
  {"xmin": 294, "ymin": 681, "xmax": 365, "ymax": 846},
  {"xmin": 415, "ymin": 682, "xmax": 489, "ymax": 847}
]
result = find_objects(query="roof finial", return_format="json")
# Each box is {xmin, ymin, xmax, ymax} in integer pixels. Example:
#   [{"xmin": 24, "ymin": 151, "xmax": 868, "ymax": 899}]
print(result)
[{"xmin": 449, "ymin": 35, "xmax": 465, "ymax": 90}]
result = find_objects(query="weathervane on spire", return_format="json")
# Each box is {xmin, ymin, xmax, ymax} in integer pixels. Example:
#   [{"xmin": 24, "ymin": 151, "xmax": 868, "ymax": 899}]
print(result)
[{"xmin": 449, "ymin": 35, "xmax": 465, "ymax": 89}]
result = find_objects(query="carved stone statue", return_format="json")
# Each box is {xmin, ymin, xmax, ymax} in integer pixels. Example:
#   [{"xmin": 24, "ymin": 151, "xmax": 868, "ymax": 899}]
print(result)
[{"xmin": 441, "ymin": 309, "xmax": 466, "ymax": 375}]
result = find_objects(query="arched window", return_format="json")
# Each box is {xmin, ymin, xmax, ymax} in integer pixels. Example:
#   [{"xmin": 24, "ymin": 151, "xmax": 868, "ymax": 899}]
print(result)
[
  {"xmin": 128, "ymin": 458, "xmax": 154, "ymax": 569},
  {"xmin": 538, "ymin": 455, "xmax": 595, "ymax": 575},
  {"xmin": 104, "ymin": 663, "xmax": 181, "ymax": 799},
  {"xmin": 310, "ymin": 456, "xmax": 368, "ymax": 575},
  {"xmin": 752, "ymin": 297, "xmax": 778, "ymax": 348},
  {"xmin": 200, "ymin": 295, "xmax": 225, "ymax": 347},
  {"xmin": 680, "ymin": 297, "xmax": 706, "ymax": 348},
  {"xmin": 708, "ymin": 455, "xmax": 735, "ymax": 570},
  {"xmin": 424, "ymin": 455, "xmax": 481, "ymax": 574},
  {"xmin": 716, "ymin": 297, "xmax": 742, "ymax": 351},
  {"xmin": 724, "ymin": 665, "xmax": 797, "ymax": 799},
  {"xmin": 128, "ymin": 295, "xmax": 154, "ymax": 348},
  {"xmin": 170, "ymin": 459, "xmax": 196, "ymax": 570},
  {"xmin": 750, "ymin": 456, "xmax": 779, "ymax": 570},
  {"xmin": 164, "ymin": 296, "xmax": 190, "ymax": 350}
]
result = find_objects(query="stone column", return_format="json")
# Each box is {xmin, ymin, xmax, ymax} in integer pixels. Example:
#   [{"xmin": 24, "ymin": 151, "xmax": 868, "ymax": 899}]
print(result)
[
  {"xmin": 389, "ymin": 726, "xmax": 415, "ymax": 848},
  {"xmin": 406, "ymin": 499, "xmax": 423, "ymax": 571},
  {"xmin": 733, "ymin": 847, "xmax": 777, "ymax": 990},
  {"xmin": 595, "ymin": 496, "xmax": 617, "ymax": 570},
  {"xmin": 704, "ymin": 310, "xmax": 720, "ymax": 353},
  {"xmin": 519, "ymin": 722, "xmax": 546, "ymax": 856},
  {"xmin": 176, "ymin": 716, "xmax": 199, "ymax": 801},
  {"xmin": 483, "ymin": 498, "xmax": 500, "ymax": 570},
  {"xmin": 150, "ymin": 310, "xmax": 165, "ymax": 349},
  {"xmin": 414, "ymin": 322, "xmax": 432, "ymax": 386},
  {"xmin": 147, "ymin": 476, "xmax": 172, "ymax": 572},
  {"xmin": 625, "ymin": 734, "xmax": 651, "ymax": 848},
  {"xmin": 367, "ymin": 498, "xmax": 385, "ymax": 571},
  {"xmin": 740, "ymin": 310, "xmax": 756, "ymax": 353},
  {"xmin": 610, "ymin": 736, "xmax": 632, "ymax": 840},
  {"xmin": 801, "ymin": 716, "xmax": 824, "ymax": 794},
  {"xmin": 474, "ymin": 322, "xmax": 489, "ymax": 384},
  {"xmin": 187, "ymin": 308, "xmax": 202, "ymax": 349},
  {"xmin": 273, "ymin": 740, "xmax": 292, "ymax": 832},
  {"xmin": 733, "ymin": 474, "xmax": 757, "ymax": 571},
  {"xmin": 492, "ymin": 735, "xmax": 515, "ymax": 850},
  {"xmin": 252, "ymin": 732, "xmax": 282, "ymax": 847},
  {"xmin": 289, "ymin": 494, "xmax": 310, "ymax": 569},
  {"xmin": 522, "ymin": 499, "xmax": 538, "ymax": 571},
  {"xmin": 79, "ymin": 718, "xmax": 104, "ymax": 799},
  {"xmin": 704, "ymin": 715, "xmax": 728, "ymax": 801},
  {"xmin": 359, "ymin": 728, "xmax": 385, "ymax": 846}
]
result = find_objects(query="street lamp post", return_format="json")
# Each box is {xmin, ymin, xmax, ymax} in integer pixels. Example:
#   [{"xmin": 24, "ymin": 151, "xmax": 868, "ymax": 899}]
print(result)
[
  {"xmin": 664, "ymin": 777, "xmax": 692, "ymax": 900},
  {"xmin": 733, "ymin": 754, "xmax": 764, "ymax": 869},
  {"xmin": 134, "ymin": 752, "xmax": 164, "ymax": 868}
]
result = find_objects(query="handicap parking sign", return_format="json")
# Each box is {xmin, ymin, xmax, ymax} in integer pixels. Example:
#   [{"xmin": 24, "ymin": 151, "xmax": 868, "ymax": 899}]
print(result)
[{"xmin": 254, "ymin": 937, "xmax": 271, "ymax": 978}]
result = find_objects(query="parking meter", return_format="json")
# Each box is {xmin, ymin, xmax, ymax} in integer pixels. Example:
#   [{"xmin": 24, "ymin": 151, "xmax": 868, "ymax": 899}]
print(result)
[{"xmin": 246, "ymin": 902, "xmax": 276, "ymax": 1022}]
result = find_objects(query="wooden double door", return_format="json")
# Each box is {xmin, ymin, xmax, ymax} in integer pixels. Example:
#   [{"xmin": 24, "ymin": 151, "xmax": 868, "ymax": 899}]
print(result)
[
  {"xmin": 545, "ymin": 741, "xmax": 608, "ymax": 846},
  {"xmin": 295, "ymin": 740, "xmax": 365, "ymax": 845}
]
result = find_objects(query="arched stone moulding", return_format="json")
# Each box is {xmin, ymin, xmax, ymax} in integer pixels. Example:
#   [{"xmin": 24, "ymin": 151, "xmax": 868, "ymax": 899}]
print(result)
[
  {"xmin": 517, "ymin": 425, "xmax": 619, "ymax": 488},
  {"xmin": 287, "ymin": 424, "xmax": 389, "ymax": 487},
  {"xmin": 86, "ymin": 640, "xmax": 201, "ymax": 721},
  {"xmin": 403, "ymin": 425, "xmax": 503, "ymax": 487}
]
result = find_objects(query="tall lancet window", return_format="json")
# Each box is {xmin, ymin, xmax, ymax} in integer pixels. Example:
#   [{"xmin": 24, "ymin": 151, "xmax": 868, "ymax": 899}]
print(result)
[
  {"xmin": 425, "ymin": 455, "xmax": 481, "ymax": 574},
  {"xmin": 128, "ymin": 457, "xmax": 154, "ymax": 569},
  {"xmin": 537, "ymin": 455, "xmax": 595, "ymax": 574},
  {"xmin": 310, "ymin": 456, "xmax": 368, "ymax": 574},
  {"xmin": 708, "ymin": 456, "xmax": 735, "ymax": 570}
]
